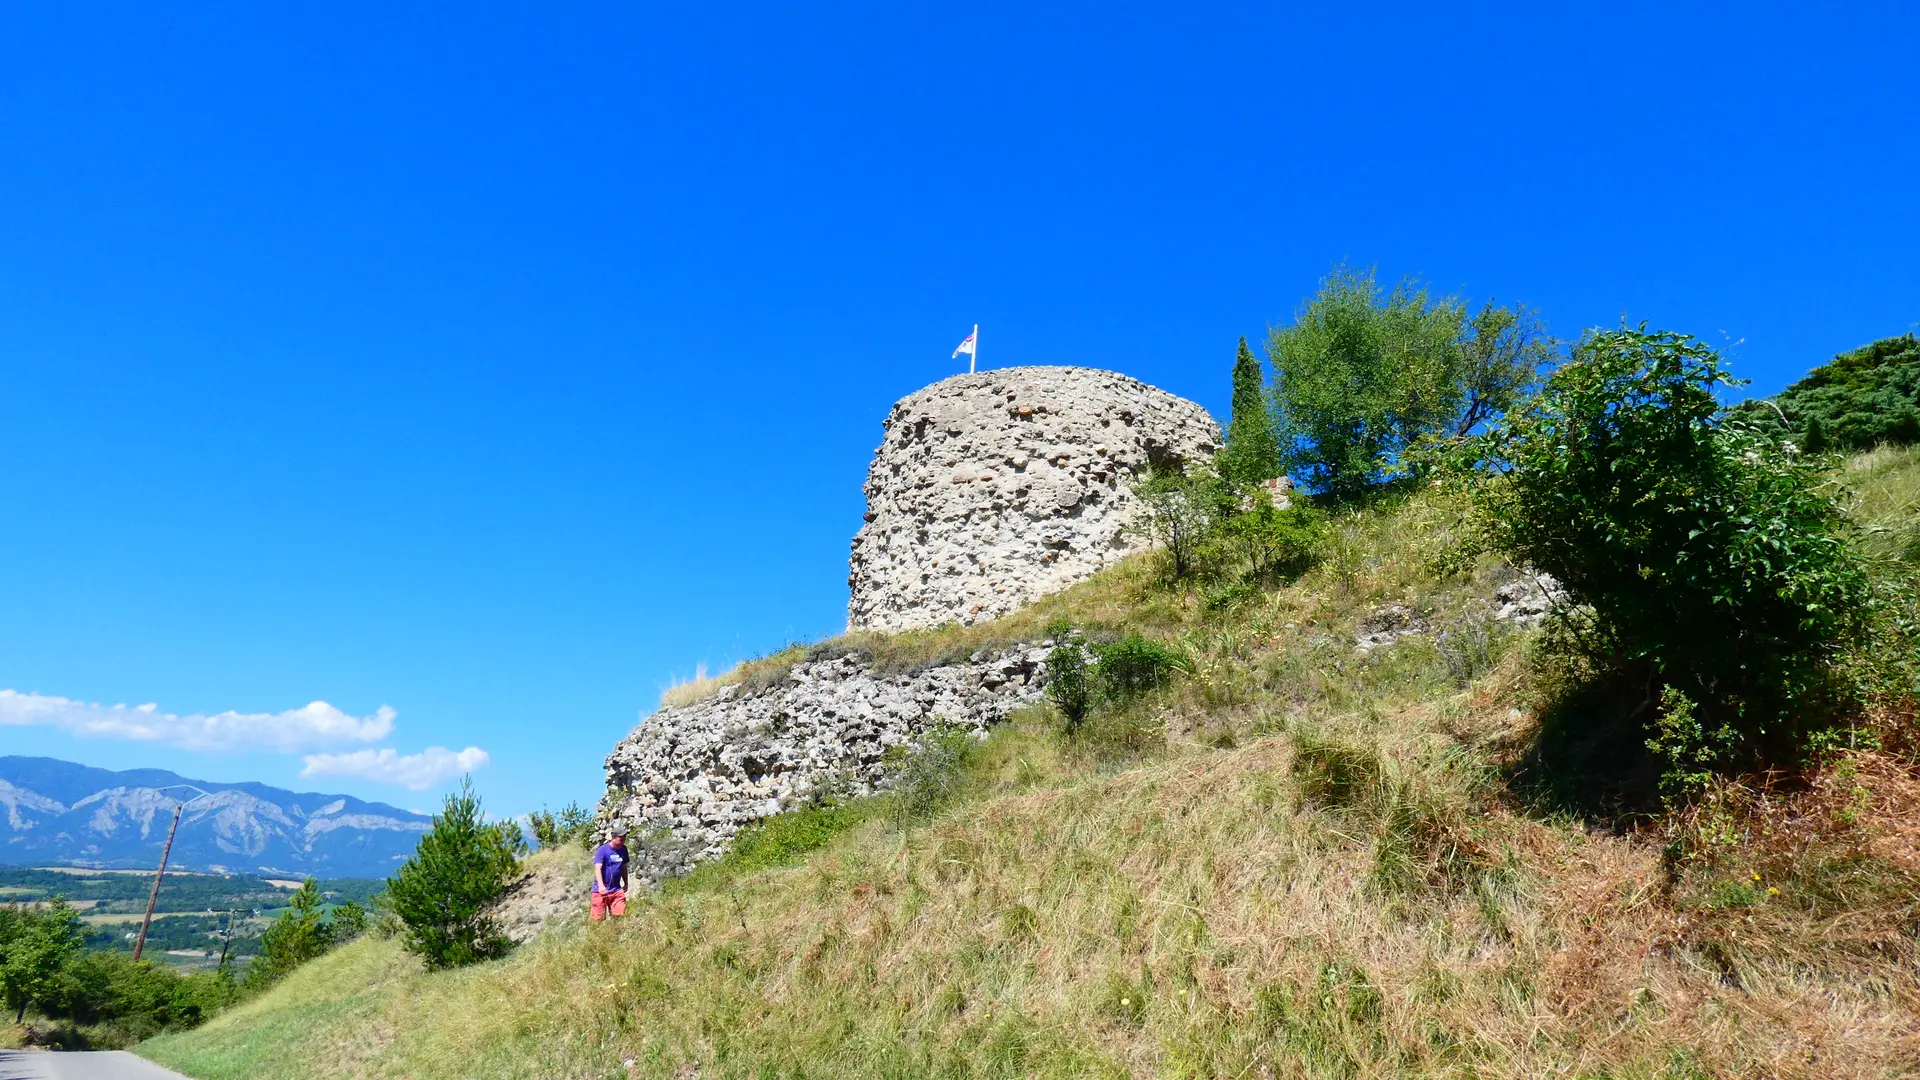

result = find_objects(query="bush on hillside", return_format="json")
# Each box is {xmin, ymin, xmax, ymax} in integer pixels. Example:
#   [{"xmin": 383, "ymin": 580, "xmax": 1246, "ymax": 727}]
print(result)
[
  {"xmin": 1220, "ymin": 495, "xmax": 1324, "ymax": 583},
  {"xmin": 36, "ymin": 950, "xmax": 229, "ymax": 1048},
  {"xmin": 1131, "ymin": 463, "xmax": 1229, "ymax": 579},
  {"xmin": 245, "ymin": 879, "xmax": 326, "ymax": 988},
  {"xmin": 1043, "ymin": 632, "xmax": 1094, "ymax": 733},
  {"xmin": 527, "ymin": 801, "xmax": 596, "ymax": 849},
  {"xmin": 1465, "ymin": 325, "xmax": 1875, "ymax": 789},
  {"xmin": 1044, "ymin": 624, "xmax": 1189, "ymax": 736},
  {"xmin": 1094, "ymin": 634, "xmax": 1190, "ymax": 703},
  {"xmin": 386, "ymin": 779, "xmax": 523, "ymax": 970},
  {"xmin": 1132, "ymin": 458, "xmax": 1324, "ymax": 589},
  {"xmin": 2, "ymin": 902, "xmax": 224, "ymax": 1048},
  {"xmin": 888, "ymin": 723, "xmax": 976, "ymax": 827},
  {"xmin": 1731, "ymin": 332, "xmax": 1920, "ymax": 451}
]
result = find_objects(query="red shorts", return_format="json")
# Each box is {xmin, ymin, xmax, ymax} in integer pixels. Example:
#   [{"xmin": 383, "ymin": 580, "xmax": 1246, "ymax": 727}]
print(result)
[{"xmin": 590, "ymin": 889, "xmax": 627, "ymax": 920}]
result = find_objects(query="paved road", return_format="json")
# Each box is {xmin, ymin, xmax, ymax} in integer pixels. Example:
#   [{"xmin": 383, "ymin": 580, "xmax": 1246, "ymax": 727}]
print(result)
[{"xmin": 0, "ymin": 1051, "xmax": 192, "ymax": 1080}]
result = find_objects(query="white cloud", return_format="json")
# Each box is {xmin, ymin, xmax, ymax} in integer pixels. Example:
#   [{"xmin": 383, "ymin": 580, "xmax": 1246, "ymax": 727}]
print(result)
[
  {"xmin": 300, "ymin": 746, "xmax": 490, "ymax": 791},
  {"xmin": 0, "ymin": 689, "xmax": 395, "ymax": 753}
]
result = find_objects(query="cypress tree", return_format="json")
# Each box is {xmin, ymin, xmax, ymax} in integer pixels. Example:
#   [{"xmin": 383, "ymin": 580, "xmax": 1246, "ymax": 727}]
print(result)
[{"xmin": 1222, "ymin": 336, "xmax": 1281, "ymax": 485}]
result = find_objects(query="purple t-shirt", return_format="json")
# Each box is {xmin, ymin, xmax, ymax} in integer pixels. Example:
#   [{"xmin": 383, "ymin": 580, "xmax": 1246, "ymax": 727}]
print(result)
[{"xmin": 592, "ymin": 842, "xmax": 627, "ymax": 894}]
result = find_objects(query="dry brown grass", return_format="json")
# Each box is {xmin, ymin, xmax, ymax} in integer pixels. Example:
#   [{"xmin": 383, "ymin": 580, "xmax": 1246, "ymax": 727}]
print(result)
[
  {"xmin": 148, "ymin": 710, "xmax": 1920, "ymax": 1079},
  {"xmin": 658, "ymin": 664, "xmax": 739, "ymax": 709},
  {"xmin": 143, "ymin": 453, "xmax": 1920, "ymax": 1080}
]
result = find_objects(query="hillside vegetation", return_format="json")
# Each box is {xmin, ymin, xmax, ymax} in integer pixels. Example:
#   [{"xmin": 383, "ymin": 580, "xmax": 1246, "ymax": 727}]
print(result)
[
  {"xmin": 140, "ymin": 441, "xmax": 1920, "ymax": 1080},
  {"xmin": 1734, "ymin": 333, "xmax": 1920, "ymax": 452}
]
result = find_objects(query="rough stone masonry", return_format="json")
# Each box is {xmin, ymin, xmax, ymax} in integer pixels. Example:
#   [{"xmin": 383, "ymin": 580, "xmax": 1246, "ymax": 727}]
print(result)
[
  {"xmin": 596, "ymin": 646, "xmax": 1052, "ymax": 887},
  {"xmin": 847, "ymin": 366, "xmax": 1221, "ymax": 632}
]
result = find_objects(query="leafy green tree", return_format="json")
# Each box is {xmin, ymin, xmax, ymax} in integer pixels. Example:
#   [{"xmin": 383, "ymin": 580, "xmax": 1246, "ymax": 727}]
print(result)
[
  {"xmin": 1451, "ymin": 301, "xmax": 1555, "ymax": 436},
  {"xmin": 1220, "ymin": 336, "xmax": 1281, "ymax": 485},
  {"xmin": 386, "ymin": 778, "xmax": 523, "ymax": 970},
  {"xmin": 1266, "ymin": 266, "xmax": 1467, "ymax": 498},
  {"xmin": 1464, "ymin": 326, "xmax": 1874, "ymax": 785},
  {"xmin": 0, "ymin": 899, "xmax": 83, "ymax": 1022}
]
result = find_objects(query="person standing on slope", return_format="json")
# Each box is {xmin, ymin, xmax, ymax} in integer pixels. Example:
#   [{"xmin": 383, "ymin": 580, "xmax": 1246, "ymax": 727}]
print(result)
[{"xmin": 590, "ymin": 829, "xmax": 629, "ymax": 921}]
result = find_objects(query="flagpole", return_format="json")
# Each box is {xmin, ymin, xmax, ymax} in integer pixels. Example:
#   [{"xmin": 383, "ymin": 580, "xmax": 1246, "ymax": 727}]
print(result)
[{"xmin": 971, "ymin": 324, "xmax": 978, "ymax": 374}]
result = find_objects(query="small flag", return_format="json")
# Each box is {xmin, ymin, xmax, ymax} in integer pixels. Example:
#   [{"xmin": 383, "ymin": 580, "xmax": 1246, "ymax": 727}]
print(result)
[{"xmin": 952, "ymin": 325, "xmax": 977, "ymax": 359}]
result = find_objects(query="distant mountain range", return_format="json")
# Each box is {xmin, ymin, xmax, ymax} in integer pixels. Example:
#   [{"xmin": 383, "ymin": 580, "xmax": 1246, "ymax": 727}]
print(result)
[{"xmin": 0, "ymin": 756, "xmax": 431, "ymax": 879}]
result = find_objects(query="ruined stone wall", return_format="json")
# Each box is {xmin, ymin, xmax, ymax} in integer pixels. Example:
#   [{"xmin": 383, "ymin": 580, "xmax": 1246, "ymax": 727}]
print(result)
[
  {"xmin": 847, "ymin": 367, "xmax": 1220, "ymax": 631},
  {"xmin": 596, "ymin": 646, "xmax": 1048, "ymax": 887}
]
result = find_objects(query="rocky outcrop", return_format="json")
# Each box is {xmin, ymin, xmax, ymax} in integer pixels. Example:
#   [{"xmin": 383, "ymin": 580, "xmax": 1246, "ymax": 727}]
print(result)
[
  {"xmin": 596, "ymin": 646, "xmax": 1050, "ymax": 886},
  {"xmin": 848, "ymin": 367, "xmax": 1220, "ymax": 632},
  {"xmin": 1354, "ymin": 574, "xmax": 1564, "ymax": 652},
  {"xmin": 493, "ymin": 849, "xmax": 591, "ymax": 944}
]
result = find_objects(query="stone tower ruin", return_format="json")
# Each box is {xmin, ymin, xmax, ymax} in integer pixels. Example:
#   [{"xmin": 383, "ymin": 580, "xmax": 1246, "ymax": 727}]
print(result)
[{"xmin": 847, "ymin": 366, "xmax": 1221, "ymax": 631}]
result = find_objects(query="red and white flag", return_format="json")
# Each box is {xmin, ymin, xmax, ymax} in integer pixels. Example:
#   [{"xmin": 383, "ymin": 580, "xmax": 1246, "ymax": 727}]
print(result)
[{"xmin": 952, "ymin": 325, "xmax": 977, "ymax": 359}]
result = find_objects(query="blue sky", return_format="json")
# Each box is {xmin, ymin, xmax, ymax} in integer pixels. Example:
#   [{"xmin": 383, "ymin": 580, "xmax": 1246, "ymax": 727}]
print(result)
[{"xmin": 1, "ymin": 2, "xmax": 1915, "ymax": 817}]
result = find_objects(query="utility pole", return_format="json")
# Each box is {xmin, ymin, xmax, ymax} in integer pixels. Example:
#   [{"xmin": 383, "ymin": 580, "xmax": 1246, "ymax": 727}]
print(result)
[
  {"xmin": 132, "ymin": 785, "xmax": 211, "ymax": 963},
  {"xmin": 215, "ymin": 908, "xmax": 238, "ymax": 976}
]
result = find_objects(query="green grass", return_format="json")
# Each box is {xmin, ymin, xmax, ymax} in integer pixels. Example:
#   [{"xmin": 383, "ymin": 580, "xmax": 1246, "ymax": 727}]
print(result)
[
  {"xmin": 1846, "ymin": 443, "xmax": 1920, "ymax": 569},
  {"xmin": 141, "ymin": 451, "xmax": 1920, "ymax": 1080},
  {"xmin": 140, "ymin": 939, "xmax": 411, "ymax": 1079}
]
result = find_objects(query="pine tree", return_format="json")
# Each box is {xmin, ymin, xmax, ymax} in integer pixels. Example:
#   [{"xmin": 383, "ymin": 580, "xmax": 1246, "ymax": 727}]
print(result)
[
  {"xmin": 246, "ymin": 877, "xmax": 331, "ymax": 989},
  {"xmin": 1801, "ymin": 415, "xmax": 1830, "ymax": 454},
  {"xmin": 1222, "ymin": 336, "xmax": 1281, "ymax": 485},
  {"xmin": 386, "ymin": 778, "xmax": 522, "ymax": 970}
]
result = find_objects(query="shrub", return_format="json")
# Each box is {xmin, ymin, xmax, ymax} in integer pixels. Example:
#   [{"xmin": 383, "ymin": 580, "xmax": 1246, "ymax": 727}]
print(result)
[
  {"xmin": 1094, "ymin": 634, "xmax": 1189, "ymax": 704},
  {"xmin": 1221, "ymin": 498, "xmax": 1323, "ymax": 583},
  {"xmin": 889, "ymin": 723, "xmax": 975, "ymax": 827},
  {"xmin": 1131, "ymin": 463, "xmax": 1227, "ymax": 579},
  {"xmin": 1466, "ymin": 325, "xmax": 1875, "ymax": 777},
  {"xmin": 238, "ymin": 881, "xmax": 375, "ymax": 992},
  {"xmin": 327, "ymin": 899, "xmax": 370, "ymax": 942},
  {"xmin": 528, "ymin": 801, "xmax": 596, "ymax": 849},
  {"xmin": 1043, "ymin": 638, "xmax": 1093, "ymax": 732},
  {"xmin": 35, "ymin": 949, "xmax": 228, "ymax": 1048},
  {"xmin": 386, "ymin": 778, "xmax": 524, "ymax": 970}
]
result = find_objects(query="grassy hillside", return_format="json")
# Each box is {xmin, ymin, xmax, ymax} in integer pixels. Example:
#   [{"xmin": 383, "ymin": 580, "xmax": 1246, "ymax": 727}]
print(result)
[{"xmin": 142, "ymin": 448, "xmax": 1920, "ymax": 1080}]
